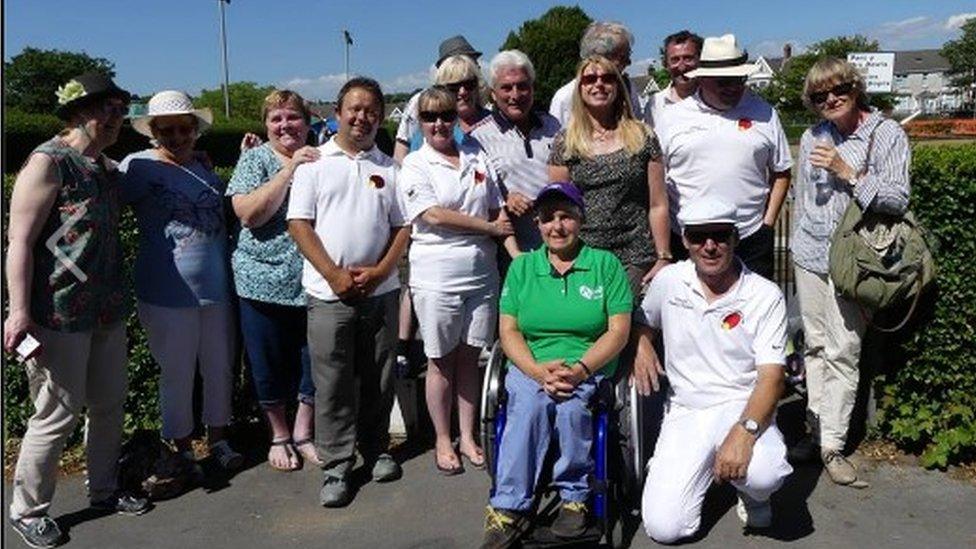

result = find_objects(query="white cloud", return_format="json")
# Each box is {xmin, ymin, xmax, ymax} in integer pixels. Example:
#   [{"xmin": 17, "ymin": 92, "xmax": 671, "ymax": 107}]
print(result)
[
  {"xmin": 279, "ymin": 69, "xmax": 432, "ymax": 102},
  {"xmin": 945, "ymin": 13, "xmax": 976, "ymax": 30}
]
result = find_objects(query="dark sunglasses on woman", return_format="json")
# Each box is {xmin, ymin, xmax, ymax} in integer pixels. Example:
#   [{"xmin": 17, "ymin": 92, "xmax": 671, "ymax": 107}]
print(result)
[
  {"xmin": 808, "ymin": 82, "xmax": 855, "ymax": 105},
  {"xmin": 579, "ymin": 73, "xmax": 616, "ymax": 86},
  {"xmin": 418, "ymin": 109, "xmax": 458, "ymax": 124}
]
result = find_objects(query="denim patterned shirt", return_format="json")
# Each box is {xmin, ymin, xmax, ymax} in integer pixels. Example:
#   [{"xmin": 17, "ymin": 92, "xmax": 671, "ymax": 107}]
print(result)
[
  {"xmin": 225, "ymin": 143, "xmax": 305, "ymax": 306},
  {"xmin": 791, "ymin": 111, "xmax": 911, "ymax": 274}
]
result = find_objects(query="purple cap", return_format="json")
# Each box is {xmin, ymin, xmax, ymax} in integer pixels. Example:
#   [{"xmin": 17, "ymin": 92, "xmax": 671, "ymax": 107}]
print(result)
[{"xmin": 536, "ymin": 182, "xmax": 585, "ymax": 213}]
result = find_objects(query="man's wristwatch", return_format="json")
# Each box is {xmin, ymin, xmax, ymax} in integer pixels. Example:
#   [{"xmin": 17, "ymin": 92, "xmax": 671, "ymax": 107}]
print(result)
[{"xmin": 739, "ymin": 418, "xmax": 760, "ymax": 436}]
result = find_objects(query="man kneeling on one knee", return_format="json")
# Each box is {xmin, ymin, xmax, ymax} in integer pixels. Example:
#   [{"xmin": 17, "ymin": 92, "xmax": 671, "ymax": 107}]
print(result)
[{"xmin": 631, "ymin": 197, "xmax": 792, "ymax": 542}]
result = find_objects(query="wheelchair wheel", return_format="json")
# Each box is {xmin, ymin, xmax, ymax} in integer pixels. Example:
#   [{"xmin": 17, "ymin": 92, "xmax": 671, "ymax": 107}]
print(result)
[
  {"xmin": 479, "ymin": 340, "xmax": 507, "ymax": 481},
  {"xmin": 614, "ymin": 379, "xmax": 658, "ymax": 509}
]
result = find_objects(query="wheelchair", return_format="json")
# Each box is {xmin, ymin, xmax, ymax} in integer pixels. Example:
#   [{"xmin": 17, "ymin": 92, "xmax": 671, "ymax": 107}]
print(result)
[{"xmin": 479, "ymin": 341, "xmax": 659, "ymax": 547}]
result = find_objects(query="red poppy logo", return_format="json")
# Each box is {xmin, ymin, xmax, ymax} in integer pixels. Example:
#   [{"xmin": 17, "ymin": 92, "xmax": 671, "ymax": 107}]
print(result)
[
  {"xmin": 722, "ymin": 311, "xmax": 742, "ymax": 330},
  {"xmin": 474, "ymin": 170, "xmax": 486, "ymax": 183},
  {"xmin": 368, "ymin": 174, "xmax": 385, "ymax": 189},
  {"xmin": 737, "ymin": 118, "xmax": 753, "ymax": 131}
]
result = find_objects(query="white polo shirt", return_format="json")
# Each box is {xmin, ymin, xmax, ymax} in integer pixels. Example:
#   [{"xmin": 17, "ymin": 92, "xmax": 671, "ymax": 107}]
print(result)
[
  {"xmin": 646, "ymin": 84, "xmax": 686, "ymax": 132},
  {"xmin": 549, "ymin": 77, "xmax": 644, "ymax": 127},
  {"xmin": 286, "ymin": 138, "xmax": 406, "ymax": 301},
  {"xmin": 657, "ymin": 90, "xmax": 793, "ymax": 238},
  {"xmin": 638, "ymin": 260, "xmax": 787, "ymax": 410},
  {"xmin": 399, "ymin": 141, "xmax": 504, "ymax": 293}
]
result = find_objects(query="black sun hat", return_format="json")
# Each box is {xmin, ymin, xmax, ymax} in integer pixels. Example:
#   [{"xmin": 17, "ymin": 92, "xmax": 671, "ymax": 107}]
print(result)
[{"xmin": 54, "ymin": 72, "xmax": 131, "ymax": 120}]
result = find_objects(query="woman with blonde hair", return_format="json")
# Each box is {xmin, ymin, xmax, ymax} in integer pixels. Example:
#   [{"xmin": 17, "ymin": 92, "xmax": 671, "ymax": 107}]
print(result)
[
  {"xmin": 549, "ymin": 55, "xmax": 671, "ymax": 295},
  {"xmin": 790, "ymin": 57, "xmax": 910, "ymax": 486},
  {"xmin": 227, "ymin": 89, "xmax": 322, "ymax": 471}
]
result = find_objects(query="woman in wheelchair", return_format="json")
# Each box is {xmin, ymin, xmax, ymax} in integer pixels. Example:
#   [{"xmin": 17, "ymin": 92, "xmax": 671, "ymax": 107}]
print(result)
[{"xmin": 482, "ymin": 182, "xmax": 633, "ymax": 549}]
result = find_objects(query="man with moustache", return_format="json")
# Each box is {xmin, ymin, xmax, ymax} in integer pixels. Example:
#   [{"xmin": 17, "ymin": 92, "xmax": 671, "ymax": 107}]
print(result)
[
  {"xmin": 467, "ymin": 50, "xmax": 561, "ymax": 252},
  {"xmin": 656, "ymin": 34, "xmax": 792, "ymax": 279},
  {"xmin": 632, "ymin": 197, "xmax": 792, "ymax": 542},
  {"xmin": 287, "ymin": 77, "xmax": 410, "ymax": 508}
]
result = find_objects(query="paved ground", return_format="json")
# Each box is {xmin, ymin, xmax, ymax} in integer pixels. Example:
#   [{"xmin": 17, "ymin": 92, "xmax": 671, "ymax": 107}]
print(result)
[{"xmin": 4, "ymin": 441, "xmax": 975, "ymax": 549}]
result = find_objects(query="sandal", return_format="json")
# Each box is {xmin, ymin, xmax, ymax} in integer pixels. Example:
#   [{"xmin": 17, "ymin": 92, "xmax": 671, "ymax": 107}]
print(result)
[
  {"xmin": 268, "ymin": 439, "xmax": 299, "ymax": 472},
  {"xmin": 435, "ymin": 451, "xmax": 464, "ymax": 476},
  {"xmin": 459, "ymin": 444, "xmax": 486, "ymax": 470},
  {"xmin": 293, "ymin": 438, "xmax": 322, "ymax": 466}
]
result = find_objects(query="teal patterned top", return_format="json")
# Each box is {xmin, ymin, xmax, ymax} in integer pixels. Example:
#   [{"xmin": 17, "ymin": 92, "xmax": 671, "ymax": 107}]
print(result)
[
  {"xmin": 226, "ymin": 143, "xmax": 305, "ymax": 306},
  {"xmin": 30, "ymin": 137, "xmax": 128, "ymax": 332}
]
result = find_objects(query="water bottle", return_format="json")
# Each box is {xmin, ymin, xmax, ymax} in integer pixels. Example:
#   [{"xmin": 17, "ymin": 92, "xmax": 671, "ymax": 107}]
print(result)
[{"xmin": 810, "ymin": 133, "xmax": 832, "ymax": 205}]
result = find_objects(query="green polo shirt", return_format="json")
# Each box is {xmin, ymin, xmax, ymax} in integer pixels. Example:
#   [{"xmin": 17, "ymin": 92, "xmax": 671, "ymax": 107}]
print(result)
[{"xmin": 499, "ymin": 243, "xmax": 633, "ymax": 377}]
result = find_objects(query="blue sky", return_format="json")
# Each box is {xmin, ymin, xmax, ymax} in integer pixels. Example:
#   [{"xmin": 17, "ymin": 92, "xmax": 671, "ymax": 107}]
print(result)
[{"xmin": 4, "ymin": 1, "xmax": 974, "ymax": 101}]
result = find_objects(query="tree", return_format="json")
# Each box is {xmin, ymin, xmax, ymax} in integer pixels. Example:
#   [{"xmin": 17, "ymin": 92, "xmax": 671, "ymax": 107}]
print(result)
[
  {"xmin": 650, "ymin": 67, "xmax": 671, "ymax": 89},
  {"xmin": 757, "ymin": 35, "xmax": 894, "ymax": 121},
  {"xmin": 500, "ymin": 6, "xmax": 592, "ymax": 109},
  {"xmin": 4, "ymin": 47, "xmax": 116, "ymax": 114},
  {"xmin": 941, "ymin": 17, "xmax": 976, "ymax": 110},
  {"xmin": 195, "ymin": 81, "xmax": 275, "ymax": 121}
]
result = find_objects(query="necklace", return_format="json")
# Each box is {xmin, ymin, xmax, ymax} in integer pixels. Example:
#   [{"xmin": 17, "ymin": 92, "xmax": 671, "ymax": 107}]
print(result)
[{"xmin": 592, "ymin": 125, "xmax": 616, "ymax": 142}]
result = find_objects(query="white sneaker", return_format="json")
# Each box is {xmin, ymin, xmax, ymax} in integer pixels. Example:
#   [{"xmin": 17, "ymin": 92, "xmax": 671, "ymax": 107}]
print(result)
[{"xmin": 736, "ymin": 492, "xmax": 772, "ymax": 529}]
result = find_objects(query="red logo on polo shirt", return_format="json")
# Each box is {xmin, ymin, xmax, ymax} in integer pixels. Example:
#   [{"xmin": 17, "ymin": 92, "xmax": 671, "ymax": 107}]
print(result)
[
  {"xmin": 368, "ymin": 174, "xmax": 385, "ymax": 188},
  {"xmin": 737, "ymin": 118, "xmax": 752, "ymax": 131},
  {"xmin": 722, "ymin": 311, "xmax": 742, "ymax": 330},
  {"xmin": 474, "ymin": 170, "xmax": 486, "ymax": 184}
]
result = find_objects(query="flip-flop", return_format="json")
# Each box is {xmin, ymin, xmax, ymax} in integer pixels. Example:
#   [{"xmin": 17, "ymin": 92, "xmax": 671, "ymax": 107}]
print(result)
[
  {"xmin": 459, "ymin": 447, "xmax": 486, "ymax": 470},
  {"xmin": 435, "ymin": 454, "xmax": 464, "ymax": 476},
  {"xmin": 268, "ymin": 439, "xmax": 299, "ymax": 472},
  {"xmin": 293, "ymin": 438, "xmax": 323, "ymax": 466}
]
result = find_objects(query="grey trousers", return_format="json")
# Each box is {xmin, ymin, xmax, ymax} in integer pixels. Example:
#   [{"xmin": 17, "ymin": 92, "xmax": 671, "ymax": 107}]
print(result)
[{"xmin": 307, "ymin": 291, "xmax": 398, "ymax": 476}]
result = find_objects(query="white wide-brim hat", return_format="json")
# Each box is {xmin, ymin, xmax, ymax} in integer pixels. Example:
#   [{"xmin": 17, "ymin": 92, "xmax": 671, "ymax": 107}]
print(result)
[
  {"xmin": 685, "ymin": 34, "xmax": 758, "ymax": 78},
  {"xmin": 131, "ymin": 90, "xmax": 213, "ymax": 138}
]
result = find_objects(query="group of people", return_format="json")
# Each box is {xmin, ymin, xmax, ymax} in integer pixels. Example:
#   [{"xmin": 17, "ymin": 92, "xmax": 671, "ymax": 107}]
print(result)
[{"xmin": 3, "ymin": 19, "xmax": 911, "ymax": 549}]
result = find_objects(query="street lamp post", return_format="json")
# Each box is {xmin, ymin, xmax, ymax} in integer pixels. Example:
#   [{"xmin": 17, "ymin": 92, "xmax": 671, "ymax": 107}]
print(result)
[
  {"xmin": 218, "ymin": 0, "xmax": 231, "ymax": 118},
  {"xmin": 343, "ymin": 30, "xmax": 353, "ymax": 82}
]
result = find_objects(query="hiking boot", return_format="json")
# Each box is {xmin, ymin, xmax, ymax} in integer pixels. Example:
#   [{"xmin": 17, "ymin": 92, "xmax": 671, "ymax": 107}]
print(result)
[
  {"xmin": 822, "ymin": 450, "xmax": 858, "ymax": 485},
  {"xmin": 209, "ymin": 440, "xmax": 244, "ymax": 471},
  {"xmin": 9, "ymin": 516, "xmax": 63, "ymax": 548},
  {"xmin": 90, "ymin": 492, "xmax": 151, "ymax": 516},
  {"xmin": 481, "ymin": 506, "xmax": 526, "ymax": 549},
  {"xmin": 550, "ymin": 500, "xmax": 588, "ymax": 538},
  {"xmin": 735, "ymin": 492, "xmax": 772, "ymax": 528},
  {"xmin": 371, "ymin": 454, "xmax": 402, "ymax": 483},
  {"xmin": 319, "ymin": 474, "xmax": 352, "ymax": 508},
  {"xmin": 787, "ymin": 434, "xmax": 821, "ymax": 464}
]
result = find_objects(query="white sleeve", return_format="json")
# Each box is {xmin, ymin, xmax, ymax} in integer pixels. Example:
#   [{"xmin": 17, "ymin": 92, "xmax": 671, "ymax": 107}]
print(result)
[
  {"xmin": 285, "ymin": 163, "xmax": 317, "ymax": 220},
  {"xmin": 397, "ymin": 156, "xmax": 439, "ymax": 222},
  {"xmin": 395, "ymin": 94, "xmax": 420, "ymax": 143},
  {"xmin": 752, "ymin": 290, "xmax": 787, "ymax": 366},
  {"xmin": 637, "ymin": 266, "xmax": 670, "ymax": 328},
  {"xmin": 768, "ymin": 108, "xmax": 794, "ymax": 172}
]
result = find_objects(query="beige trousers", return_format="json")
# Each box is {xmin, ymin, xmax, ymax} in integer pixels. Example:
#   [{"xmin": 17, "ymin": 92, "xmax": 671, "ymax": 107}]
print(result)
[
  {"xmin": 794, "ymin": 265, "xmax": 868, "ymax": 451},
  {"xmin": 10, "ymin": 322, "xmax": 128, "ymax": 520}
]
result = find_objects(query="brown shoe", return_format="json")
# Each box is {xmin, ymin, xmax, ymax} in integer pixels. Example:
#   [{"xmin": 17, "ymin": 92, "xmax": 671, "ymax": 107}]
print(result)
[
  {"xmin": 822, "ymin": 450, "xmax": 857, "ymax": 485},
  {"xmin": 481, "ymin": 506, "xmax": 527, "ymax": 549},
  {"xmin": 550, "ymin": 501, "xmax": 588, "ymax": 538}
]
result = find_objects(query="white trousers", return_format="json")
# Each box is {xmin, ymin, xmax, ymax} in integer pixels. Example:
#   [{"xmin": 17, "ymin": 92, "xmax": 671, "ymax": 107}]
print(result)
[
  {"xmin": 641, "ymin": 400, "xmax": 792, "ymax": 543},
  {"xmin": 794, "ymin": 266, "xmax": 868, "ymax": 451},
  {"xmin": 137, "ymin": 301, "xmax": 235, "ymax": 440}
]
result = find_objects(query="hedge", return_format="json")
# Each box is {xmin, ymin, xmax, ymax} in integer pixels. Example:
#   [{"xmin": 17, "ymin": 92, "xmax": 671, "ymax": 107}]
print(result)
[
  {"xmin": 873, "ymin": 143, "xmax": 976, "ymax": 468},
  {"xmin": 3, "ymin": 109, "xmax": 264, "ymax": 174},
  {"xmin": 2, "ymin": 140, "xmax": 976, "ymax": 468}
]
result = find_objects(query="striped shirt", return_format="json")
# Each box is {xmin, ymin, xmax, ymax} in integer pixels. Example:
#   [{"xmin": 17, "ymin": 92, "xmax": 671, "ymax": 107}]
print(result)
[
  {"xmin": 465, "ymin": 110, "xmax": 561, "ymax": 249},
  {"xmin": 791, "ymin": 110, "xmax": 911, "ymax": 274}
]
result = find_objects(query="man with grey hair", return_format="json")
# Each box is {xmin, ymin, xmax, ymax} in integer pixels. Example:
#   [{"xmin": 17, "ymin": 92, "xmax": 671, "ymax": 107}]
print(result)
[
  {"xmin": 548, "ymin": 21, "xmax": 643, "ymax": 126},
  {"xmin": 467, "ymin": 50, "xmax": 560, "ymax": 252}
]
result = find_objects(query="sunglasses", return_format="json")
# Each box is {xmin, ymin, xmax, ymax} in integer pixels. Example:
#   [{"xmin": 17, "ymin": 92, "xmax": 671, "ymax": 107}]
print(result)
[
  {"xmin": 808, "ymin": 82, "xmax": 855, "ymax": 105},
  {"xmin": 714, "ymin": 76, "xmax": 747, "ymax": 88},
  {"xmin": 418, "ymin": 109, "xmax": 458, "ymax": 124},
  {"xmin": 444, "ymin": 79, "xmax": 478, "ymax": 94},
  {"xmin": 685, "ymin": 228, "xmax": 735, "ymax": 246},
  {"xmin": 580, "ymin": 73, "xmax": 617, "ymax": 86},
  {"xmin": 154, "ymin": 124, "xmax": 196, "ymax": 136}
]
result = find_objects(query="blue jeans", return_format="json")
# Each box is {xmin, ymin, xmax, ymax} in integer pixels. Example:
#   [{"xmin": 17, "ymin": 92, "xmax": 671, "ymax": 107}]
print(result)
[
  {"xmin": 239, "ymin": 297, "xmax": 314, "ymax": 408},
  {"xmin": 490, "ymin": 366, "xmax": 600, "ymax": 512}
]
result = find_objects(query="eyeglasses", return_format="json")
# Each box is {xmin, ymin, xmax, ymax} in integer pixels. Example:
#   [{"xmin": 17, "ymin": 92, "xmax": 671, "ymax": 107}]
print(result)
[
  {"xmin": 713, "ymin": 76, "xmax": 747, "ymax": 88},
  {"xmin": 685, "ymin": 228, "xmax": 735, "ymax": 246},
  {"xmin": 444, "ymin": 79, "xmax": 478, "ymax": 94},
  {"xmin": 808, "ymin": 82, "xmax": 855, "ymax": 105},
  {"xmin": 418, "ymin": 109, "xmax": 458, "ymax": 124},
  {"xmin": 154, "ymin": 123, "xmax": 196, "ymax": 136},
  {"xmin": 580, "ymin": 73, "xmax": 617, "ymax": 86}
]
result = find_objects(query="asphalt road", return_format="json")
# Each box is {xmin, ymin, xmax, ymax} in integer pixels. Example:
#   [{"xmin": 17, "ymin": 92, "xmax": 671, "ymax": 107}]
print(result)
[{"xmin": 4, "ymin": 442, "xmax": 975, "ymax": 549}]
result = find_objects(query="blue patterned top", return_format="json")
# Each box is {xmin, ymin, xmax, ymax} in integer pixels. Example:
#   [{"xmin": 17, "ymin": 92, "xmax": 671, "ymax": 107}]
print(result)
[{"xmin": 226, "ymin": 143, "xmax": 305, "ymax": 306}]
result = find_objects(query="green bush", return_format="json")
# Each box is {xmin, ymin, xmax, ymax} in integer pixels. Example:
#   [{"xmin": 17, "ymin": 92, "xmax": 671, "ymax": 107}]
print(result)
[
  {"xmin": 873, "ymin": 143, "xmax": 976, "ymax": 468},
  {"xmin": 3, "ymin": 110, "xmax": 263, "ymax": 173}
]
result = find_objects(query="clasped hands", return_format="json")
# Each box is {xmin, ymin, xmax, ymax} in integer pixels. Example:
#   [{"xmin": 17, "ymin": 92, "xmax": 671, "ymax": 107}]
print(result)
[
  {"xmin": 327, "ymin": 265, "xmax": 385, "ymax": 300},
  {"xmin": 535, "ymin": 359, "xmax": 585, "ymax": 401}
]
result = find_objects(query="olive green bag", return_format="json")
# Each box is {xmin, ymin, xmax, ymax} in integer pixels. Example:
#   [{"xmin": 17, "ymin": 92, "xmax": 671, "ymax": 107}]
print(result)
[{"xmin": 828, "ymin": 122, "xmax": 935, "ymax": 332}]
